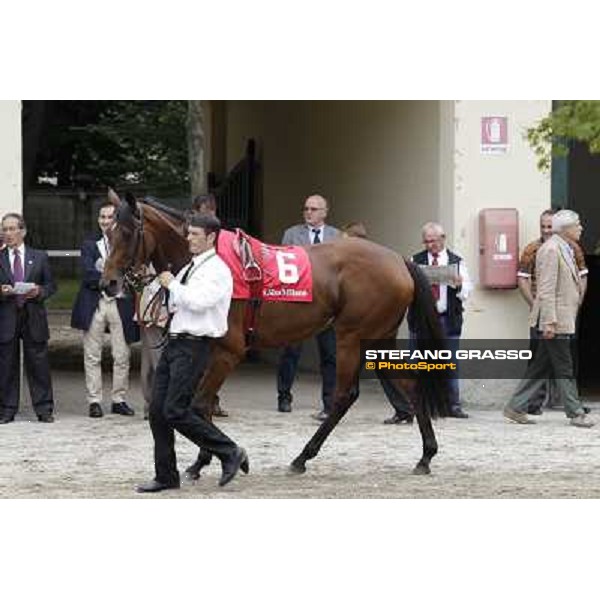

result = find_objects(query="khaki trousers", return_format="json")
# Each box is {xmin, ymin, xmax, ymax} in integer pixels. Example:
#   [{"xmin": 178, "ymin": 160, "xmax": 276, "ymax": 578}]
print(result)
[
  {"xmin": 83, "ymin": 297, "xmax": 130, "ymax": 404},
  {"xmin": 140, "ymin": 324, "xmax": 165, "ymax": 416}
]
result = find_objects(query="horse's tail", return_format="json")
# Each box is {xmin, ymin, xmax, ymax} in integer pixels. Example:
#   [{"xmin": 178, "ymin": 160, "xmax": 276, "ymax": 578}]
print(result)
[{"xmin": 403, "ymin": 258, "xmax": 451, "ymax": 418}]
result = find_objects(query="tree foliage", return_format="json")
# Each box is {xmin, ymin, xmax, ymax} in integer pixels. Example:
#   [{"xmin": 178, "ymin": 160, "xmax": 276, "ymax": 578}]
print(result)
[
  {"xmin": 527, "ymin": 100, "xmax": 600, "ymax": 171},
  {"xmin": 29, "ymin": 100, "xmax": 189, "ymax": 193}
]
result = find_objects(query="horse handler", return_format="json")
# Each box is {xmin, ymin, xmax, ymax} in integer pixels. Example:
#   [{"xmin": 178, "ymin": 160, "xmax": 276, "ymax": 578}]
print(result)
[{"xmin": 136, "ymin": 213, "xmax": 248, "ymax": 493}]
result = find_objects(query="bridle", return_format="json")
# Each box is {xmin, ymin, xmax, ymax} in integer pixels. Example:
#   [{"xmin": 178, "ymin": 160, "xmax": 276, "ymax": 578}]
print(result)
[{"xmin": 120, "ymin": 202, "xmax": 156, "ymax": 293}]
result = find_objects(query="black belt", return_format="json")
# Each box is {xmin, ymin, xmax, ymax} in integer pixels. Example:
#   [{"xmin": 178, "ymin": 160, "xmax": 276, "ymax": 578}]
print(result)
[{"xmin": 168, "ymin": 333, "xmax": 207, "ymax": 341}]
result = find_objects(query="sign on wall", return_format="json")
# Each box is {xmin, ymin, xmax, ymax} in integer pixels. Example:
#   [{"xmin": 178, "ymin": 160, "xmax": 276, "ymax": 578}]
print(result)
[{"xmin": 481, "ymin": 116, "xmax": 508, "ymax": 154}]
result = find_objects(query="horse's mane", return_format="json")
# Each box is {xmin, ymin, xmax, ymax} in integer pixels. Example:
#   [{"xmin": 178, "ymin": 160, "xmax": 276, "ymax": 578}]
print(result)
[{"xmin": 140, "ymin": 196, "xmax": 187, "ymax": 222}]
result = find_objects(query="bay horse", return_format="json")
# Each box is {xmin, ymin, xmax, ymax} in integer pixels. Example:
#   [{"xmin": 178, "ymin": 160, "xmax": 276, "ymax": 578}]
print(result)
[{"xmin": 101, "ymin": 191, "xmax": 449, "ymax": 479}]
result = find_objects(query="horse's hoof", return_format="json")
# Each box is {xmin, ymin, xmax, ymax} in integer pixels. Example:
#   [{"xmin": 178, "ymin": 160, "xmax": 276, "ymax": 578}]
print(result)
[
  {"xmin": 412, "ymin": 464, "xmax": 431, "ymax": 476},
  {"xmin": 184, "ymin": 469, "xmax": 201, "ymax": 481},
  {"xmin": 289, "ymin": 460, "xmax": 306, "ymax": 474},
  {"xmin": 241, "ymin": 455, "xmax": 250, "ymax": 475}
]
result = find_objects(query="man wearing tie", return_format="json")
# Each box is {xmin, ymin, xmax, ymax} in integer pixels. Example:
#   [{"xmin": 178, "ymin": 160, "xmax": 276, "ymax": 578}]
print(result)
[
  {"xmin": 383, "ymin": 221, "xmax": 472, "ymax": 423},
  {"xmin": 137, "ymin": 213, "xmax": 247, "ymax": 492},
  {"xmin": 0, "ymin": 213, "xmax": 56, "ymax": 423},
  {"xmin": 71, "ymin": 202, "xmax": 138, "ymax": 418},
  {"xmin": 276, "ymin": 194, "xmax": 339, "ymax": 420}
]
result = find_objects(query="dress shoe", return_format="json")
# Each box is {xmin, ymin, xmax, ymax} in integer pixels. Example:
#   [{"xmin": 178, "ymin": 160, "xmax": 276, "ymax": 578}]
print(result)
[
  {"xmin": 136, "ymin": 479, "xmax": 180, "ymax": 493},
  {"xmin": 37, "ymin": 414, "xmax": 54, "ymax": 423},
  {"xmin": 383, "ymin": 413, "xmax": 414, "ymax": 425},
  {"xmin": 449, "ymin": 408, "xmax": 469, "ymax": 419},
  {"xmin": 527, "ymin": 406, "xmax": 543, "ymax": 416},
  {"xmin": 219, "ymin": 447, "xmax": 249, "ymax": 487},
  {"xmin": 89, "ymin": 402, "xmax": 103, "ymax": 418},
  {"xmin": 278, "ymin": 396, "xmax": 292, "ymax": 413},
  {"xmin": 312, "ymin": 410, "xmax": 329, "ymax": 422},
  {"xmin": 583, "ymin": 406, "xmax": 592, "ymax": 415},
  {"xmin": 111, "ymin": 401, "xmax": 135, "ymax": 416},
  {"xmin": 0, "ymin": 414, "xmax": 15, "ymax": 424},
  {"xmin": 570, "ymin": 414, "xmax": 594, "ymax": 428},
  {"xmin": 503, "ymin": 406, "xmax": 535, "ymax": 425}
]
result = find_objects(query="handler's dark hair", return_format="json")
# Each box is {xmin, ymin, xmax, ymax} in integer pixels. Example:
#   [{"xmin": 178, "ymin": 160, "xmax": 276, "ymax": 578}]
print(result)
[
  {"xmin": 99, "ymin": 201, "xmax": 115, "ymax": 212},
  {"xmin": 189, "ymin": 213, "xmax": 222, "ymax": 238}
]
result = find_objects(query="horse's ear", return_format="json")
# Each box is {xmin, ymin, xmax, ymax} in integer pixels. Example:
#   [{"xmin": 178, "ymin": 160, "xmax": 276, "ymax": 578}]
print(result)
[
  {"xmin": 125, "ymin": 192, "xmax": 139, "ymax": 216},
  {"xmin": 107, "ymin": 188, "xmax": 121, "ymax": 206}
]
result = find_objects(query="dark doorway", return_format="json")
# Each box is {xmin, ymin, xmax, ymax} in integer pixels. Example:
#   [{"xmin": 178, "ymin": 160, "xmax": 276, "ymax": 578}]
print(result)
[{"xmin": 560, "ymin": 142, "xmax": 600, "ymax": 393}]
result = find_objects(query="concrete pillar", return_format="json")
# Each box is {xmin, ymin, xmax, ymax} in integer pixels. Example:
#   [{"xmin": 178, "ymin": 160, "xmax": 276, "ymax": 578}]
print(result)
[{"xmin": 0, "ymin": 101, "xmax": 22, "ymax": 216}]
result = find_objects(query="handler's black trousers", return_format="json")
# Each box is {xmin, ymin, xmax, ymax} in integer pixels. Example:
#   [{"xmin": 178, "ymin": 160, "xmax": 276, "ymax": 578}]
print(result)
[{"xmin": 149, "ymin": 337, "xmax": 237, "ymax": 485}]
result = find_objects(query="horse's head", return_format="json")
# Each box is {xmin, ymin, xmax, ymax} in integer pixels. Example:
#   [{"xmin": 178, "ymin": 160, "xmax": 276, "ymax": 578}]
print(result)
[{"xmin": 100, "ymin": 189, "xmax": 155, "ymax": 296}]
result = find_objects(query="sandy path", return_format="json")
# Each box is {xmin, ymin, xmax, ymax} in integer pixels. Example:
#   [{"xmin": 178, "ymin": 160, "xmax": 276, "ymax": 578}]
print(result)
[{"xmin": 2, "ymin": 365, "xmax": 600, "ymax": 498}]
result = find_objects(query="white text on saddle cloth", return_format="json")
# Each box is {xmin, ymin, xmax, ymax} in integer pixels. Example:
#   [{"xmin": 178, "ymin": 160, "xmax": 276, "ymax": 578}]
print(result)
[{"xmin": 217, "ymin": 230, "xmax": 313, "ymax": 302}]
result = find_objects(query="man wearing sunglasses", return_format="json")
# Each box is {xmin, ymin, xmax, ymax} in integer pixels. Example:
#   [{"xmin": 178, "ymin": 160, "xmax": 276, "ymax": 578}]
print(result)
[{"xmin": 276, "ymin": 195, "xmax": 339, "ymax": 420}]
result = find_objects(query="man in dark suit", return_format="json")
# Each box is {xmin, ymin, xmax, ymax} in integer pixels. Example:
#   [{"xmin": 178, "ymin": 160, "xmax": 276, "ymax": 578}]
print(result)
[
  {"xmin": 276, "ymin": 194, "xmax": 339, "ymax": 420},
  {"xmin": 0, "ymin": 213, "xmax": 56, "ymax": 423},
  {"xmin": 71, "ymin": 201, "xmax": 139, "ymax": 418}
]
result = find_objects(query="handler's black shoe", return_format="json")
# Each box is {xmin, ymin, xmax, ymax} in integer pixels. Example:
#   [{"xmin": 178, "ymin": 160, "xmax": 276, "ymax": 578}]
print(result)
[
  {"xmin": 37, "ymin": 414, "xmax": 54, "ymax": 423},
  {"xmin": 219, "ymin": 447, "xmax": 249, "ymax": 487},
  {"xmin": 527, "ymin": 406, "xmax": 543, "ymax": 416},
  {"xmin": 89, "ymin": 402, "xmax": 103, "ymax": 418},
  {"xmin": 136, "ymin": 479, "xmax": 180, "ymax": 493},
  {"xmin": 111, "ymin": 401, "xmax": 135, "ymax": 416},
  {"xmin": 0, "ymin": 414, "xmax": 15, "ymax": 424}
]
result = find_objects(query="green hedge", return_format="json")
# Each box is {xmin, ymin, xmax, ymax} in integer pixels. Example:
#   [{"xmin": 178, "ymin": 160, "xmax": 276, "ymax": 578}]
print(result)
[{"xmin": 47, "ymin": 278, "xmax": 80, "ymax": 311}]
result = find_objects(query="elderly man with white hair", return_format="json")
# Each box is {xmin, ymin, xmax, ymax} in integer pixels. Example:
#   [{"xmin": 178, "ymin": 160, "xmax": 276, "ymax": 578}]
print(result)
[{"xmin": 504, "ymin": 209, "xmax": 593, "ymax": 427}]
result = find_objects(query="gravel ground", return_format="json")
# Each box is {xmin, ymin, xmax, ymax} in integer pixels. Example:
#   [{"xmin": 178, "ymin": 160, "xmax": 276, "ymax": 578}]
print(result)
[{"xmin": 3, "ymin": 357, "xmax": 600, "ymax": 499}]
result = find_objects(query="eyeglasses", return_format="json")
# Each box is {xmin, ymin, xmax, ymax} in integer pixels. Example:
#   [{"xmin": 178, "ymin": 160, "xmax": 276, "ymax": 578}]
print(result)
[{"xmin": 303, "ymin": 207, "xmax": 324, "ymax": 212}]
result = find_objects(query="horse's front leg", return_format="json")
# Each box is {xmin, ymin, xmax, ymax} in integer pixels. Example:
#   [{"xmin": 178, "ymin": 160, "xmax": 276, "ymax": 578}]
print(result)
[
  {"xmin": 290, "ymin": 336, "xmax": 360, "ymax": 474},
  {"xmin": 185, "ymin": 344, "xmax": 244, "ymax": 480},
  {"xmin": 182, "ymin": 383, "xmax": 215, "ymax": 480}
]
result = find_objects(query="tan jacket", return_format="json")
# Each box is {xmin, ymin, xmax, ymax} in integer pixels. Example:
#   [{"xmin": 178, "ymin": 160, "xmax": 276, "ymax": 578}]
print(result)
[{"xmin": 529, "ymin": 234, "xmax": 582, "ymax": 334}]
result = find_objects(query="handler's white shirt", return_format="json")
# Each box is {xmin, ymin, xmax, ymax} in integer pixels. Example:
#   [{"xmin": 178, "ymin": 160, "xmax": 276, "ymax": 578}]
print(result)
[{"xmin": 167, "ymin": 248, "xmax": 233, "ymax": 338}]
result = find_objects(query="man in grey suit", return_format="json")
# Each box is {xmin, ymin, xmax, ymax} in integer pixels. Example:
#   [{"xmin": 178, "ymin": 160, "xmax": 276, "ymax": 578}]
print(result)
[
  {"xmin": 503, "ymin": 209, "xmax": 594, "ymax": 428},
  {"xmin": 277, "ymin": 194, "xmax": 339, "ymax": 420}
]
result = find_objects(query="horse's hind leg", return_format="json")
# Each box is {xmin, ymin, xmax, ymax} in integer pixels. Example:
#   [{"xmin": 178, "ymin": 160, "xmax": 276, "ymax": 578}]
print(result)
[
  {"xmin": 378, "ymin": 377, "xmax": 438, "ymax": 474},
  {"xmin": 290, "ymin": 334, "xmax": 360, "ymax": 474},
  {"xmin": 399, "ymin": 379, "xmax": 438, "ymax": 475},
  {"xmin": 413, "ymin": 407, "xmax": 438, "ymax": 475}
]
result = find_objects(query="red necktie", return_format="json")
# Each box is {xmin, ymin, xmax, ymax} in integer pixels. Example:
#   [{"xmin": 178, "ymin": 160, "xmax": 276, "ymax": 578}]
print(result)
[
  {"xmin": 431, "ymin": 252, "xmax": 440, "ymax": 301},
  {"xmin": 13, "ymin": 249, "xmax": 25, "ymax": 307}
]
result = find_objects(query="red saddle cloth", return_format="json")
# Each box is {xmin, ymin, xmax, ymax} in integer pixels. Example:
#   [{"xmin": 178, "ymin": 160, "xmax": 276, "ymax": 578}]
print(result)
[{"xmin": 217, "ymin": 229, "xmax": 313, "ymax": 302}]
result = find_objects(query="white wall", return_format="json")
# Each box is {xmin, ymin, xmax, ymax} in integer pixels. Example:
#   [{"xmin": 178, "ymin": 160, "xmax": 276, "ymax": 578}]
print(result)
[
  {"xmin": 224, "ymin": 100, "xmax": 552, "ymax": 342},
  {"xmin": 225, "ymin": 100, "xmax": 441, "ymax": 253},
  {"xmin": 452, "ymin": 100, "xmax": 552, "ymax": 339},
  {"xmin": 0, "ymin": 101, "xmax": 22, "ymax": 215}
]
